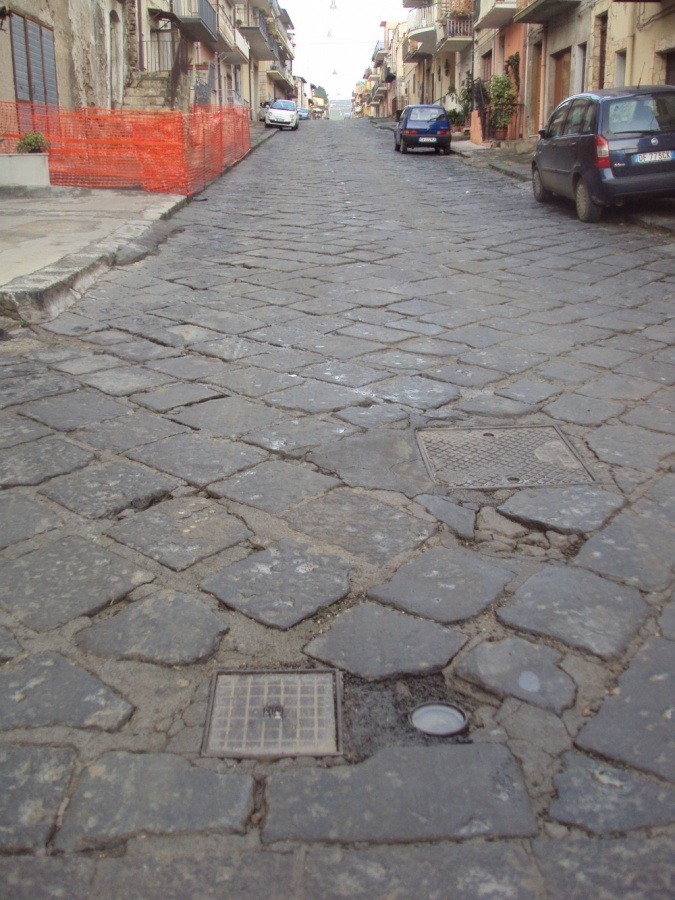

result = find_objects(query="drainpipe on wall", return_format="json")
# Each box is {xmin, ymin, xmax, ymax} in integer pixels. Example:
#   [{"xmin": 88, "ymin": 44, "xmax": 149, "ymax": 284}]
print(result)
[
  {"xmin": 626, "ymin": 4, "xmax": 637, "ymax": 84},
  {"xmin": 137, "ymin": 0, "xmax": 145, "ymax": 70},
  {"xmin": 541, "ymin": 25, "xmax": 548, "ymax": 127},
  {"xmin": 523, "ymin": 26, "xmax": 530, "ymax": 137}
]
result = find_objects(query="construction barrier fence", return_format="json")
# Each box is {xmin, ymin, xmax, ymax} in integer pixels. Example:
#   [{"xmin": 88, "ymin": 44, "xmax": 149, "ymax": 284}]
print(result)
[{"xmin": 0, "ymin": 101, "xmax": 251, "ymax": 195}]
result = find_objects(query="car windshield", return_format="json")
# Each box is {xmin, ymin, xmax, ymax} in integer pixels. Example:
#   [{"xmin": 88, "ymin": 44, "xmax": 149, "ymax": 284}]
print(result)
[
  {"xmin": 409, "ymin": 107, "xmax": 447, "ymax": 122},
  {"xmin": 604, "ymin": 93, "xmax": 675, "ymax": 135},
  {"xmin": 271, "ymin": 100, "xmax": 295, "ymax": 111}
]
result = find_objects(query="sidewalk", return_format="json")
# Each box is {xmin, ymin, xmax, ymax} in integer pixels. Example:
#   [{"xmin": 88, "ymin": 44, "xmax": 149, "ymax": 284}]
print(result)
[{"xmin": 0, "ymin": 122, "xmax": 276, "ymax": 328}]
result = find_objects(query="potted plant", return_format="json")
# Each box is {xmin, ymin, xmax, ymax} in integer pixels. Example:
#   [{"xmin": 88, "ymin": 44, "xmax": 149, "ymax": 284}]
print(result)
[
  {"xmin": 16, "ymin": 131, "xmax": 49, "ymax": 153},
  {"xmin": 487, "ymin": 74, "xmax": 518, "ymax": 140}
]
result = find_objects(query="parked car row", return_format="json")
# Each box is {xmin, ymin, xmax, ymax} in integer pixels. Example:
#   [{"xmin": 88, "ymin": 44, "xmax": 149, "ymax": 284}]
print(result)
[
  {"xmin": 532, "ymin": 85, "xmax": 675, "ymax": 222},
  {"xmin": 258, "ymin": 100, "xmax": 312, "ymax": 130}
]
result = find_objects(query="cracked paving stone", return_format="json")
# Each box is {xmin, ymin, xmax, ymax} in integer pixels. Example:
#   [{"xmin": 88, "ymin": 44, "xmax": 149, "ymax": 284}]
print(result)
[
  {"xmin": 576, "ymin": 638, "xmax": 675, "ymax": 782},
  {"xmin": 127, "ymin": 432, "xmax": 267, "ymax": 488},
  {"xmin": 0, "ymin": 495, "xmax": 62, "ymax": 550},
  {"xmin": 498, "ymin": 566, "xmax": 649, "ymax": 659},
  {"xmin": 0, "ymin": 415, "xmax": 52, "ymax": 449},
  {"xmin": 543, "ymin": 394, "xmax": 625, "ymax": 426},
  {"xmin": 303, "ymin": 601, "xmax": 466, "ymax": 679},
  {"xmin": 210, "ymin": 459, "xmax": 340, "ymax": 514},
  {"xmin": 242, "ymin": 416, "xmax": 358, "ymax": 456},
  {"xmin": 202, "ymin": 539, "xmax": 351, "ymax": 629},
  {"xmin": 497, "ymin": 379, "xmax": 562, "ymax": 404},
  {"xmin": 0, "ymin": 437, "xmax": 93, "ymax": 487},
  {"xmin": 264, "ymin": 744, "xmax": 537, "ymax": 843},
  {"xmin": 77, "ymin": 366, "xmax": 176, "ymax": 396},
  {"xmin": 19, "ymin": 390, "xmax": 129, "ymax": 431},
  {"xmin": 171, "ymin": 396, "xmax": 284, "ymax": 437},
  {"xmin": 0, "ymin": 652, "xmax": 133, "ymax": 730},
  {"xmin": 55, "ymin": 752, "xmax": 254, "ymax": 852},
  {"xmin": 308, "ymin": 430, "xmax": 434, "ymax": 497},
  {"xmin": 415, "ymin": 494, "xmax": 476, "ymax": 539},
  {"xmin": 76, "ymin": 411, "xmax": 190, "ymax": 453},
  {"xmin": 0, "ymin": 628, "xmax": 21, "ymax": 662},
  {"xmin": 0, "ymin": 535, "xmax": 153, "ymax": 631},
  {"xmin": 369, "ymin": 546, "xmax": 514, "ymax": 624},
  {"xmin": 0, "ymin": 746, "xmax": 76, "ymax": 852},
  {"xmin": 368, "ymin": 375, "xmax": 460, "ymax": 409},
  {"xmin": 587, "ymin": 424, "xmax": 675, "ymax": 471},
  {"xmin": 39, "ymin": 460, "xmax": 182, "ymax": 519},
  {"xmin": 456, "ymin": 636, "xmax": 576, "ymax": 714},
  {"xmin": 534, "ymin": 836, "xmax": 675, "ymax": 899},
  {"xmin": 77, "ymin": 589, "xmax": 229, "ymax": 664},
  {"xmin": 107, "ymin": 496, "xmax": 251, "ymax": 570},
  {"xmin": 264, "ymin": 380, "xmax": 368, "ymax": 414},
  {"xmin": 550, "ymin": 750, "xmax": 675, "ymax": 835},
  {"xmin": 498, "ymin": 485, "xmax": 624, "ymax": 535},
  {"xmin": 575, "ymin": 510, "xmax": 675, "ymax": 592},
  {"xmin": 283, "ymin": 490, "xmax": 435, "ymax": 563},
  {"xmin": 303, "ymin": 843, "xmax": 541, "ymax": 900}
]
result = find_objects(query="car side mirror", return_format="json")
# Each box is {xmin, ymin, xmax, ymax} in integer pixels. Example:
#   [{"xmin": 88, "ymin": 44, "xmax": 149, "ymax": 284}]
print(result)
[
  {"xmin": 538, "ymin": 128, "xmax": 547, "ymax": 139},
  {"xmin": 395, "ymin": 110, "xmax": 402, "ymax": 122}
]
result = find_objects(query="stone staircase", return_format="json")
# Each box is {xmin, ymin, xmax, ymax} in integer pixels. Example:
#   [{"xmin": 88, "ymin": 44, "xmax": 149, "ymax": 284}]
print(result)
[{"xmin": 123, "ymin": 73, "xmax": 171, "ymax": 111}]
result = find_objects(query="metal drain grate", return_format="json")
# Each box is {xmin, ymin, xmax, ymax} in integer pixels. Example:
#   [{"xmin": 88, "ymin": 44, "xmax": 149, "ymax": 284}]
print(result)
[
  {"xmin": 417, "ymin": 425, "xmax": 594, "ymax": 490},
  {"xmin": 202, "ymin": 669, "xmax": 342, "ymax": 758}
]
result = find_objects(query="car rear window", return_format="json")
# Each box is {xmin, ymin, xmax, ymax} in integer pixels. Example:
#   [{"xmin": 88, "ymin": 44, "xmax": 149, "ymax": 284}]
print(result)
[
  {"xmin": 409, "ymin": 107, "xmax": 447, "ymax": 122},
  {"xmin": 603, "ymin": 92, "xmax": 675, "ymax": 136},
  {"xmin": 271, "ymin": 100, "xmax": 296, "ymax": 110}
]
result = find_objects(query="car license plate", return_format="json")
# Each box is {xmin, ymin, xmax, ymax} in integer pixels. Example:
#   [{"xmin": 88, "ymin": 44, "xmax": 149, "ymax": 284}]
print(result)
[
  {"xmin": 419, "ymin": 137, "xmax": 436, "ymax": 143},
  {"xmin": 633, "ymin": 150, "xmax": 674, "ymax": 164}
]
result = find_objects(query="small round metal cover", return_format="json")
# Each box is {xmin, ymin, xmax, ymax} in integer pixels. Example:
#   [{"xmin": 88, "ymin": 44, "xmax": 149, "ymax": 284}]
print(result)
[{"xmin": 409, "ymin": 702, "xmax": 468, "ymax": 737}]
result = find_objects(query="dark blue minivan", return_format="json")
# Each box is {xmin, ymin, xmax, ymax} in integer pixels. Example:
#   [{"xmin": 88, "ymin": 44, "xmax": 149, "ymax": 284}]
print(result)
[{"xmin": 532, "ymin": 86, "xmax": 675, "ymax": 222}]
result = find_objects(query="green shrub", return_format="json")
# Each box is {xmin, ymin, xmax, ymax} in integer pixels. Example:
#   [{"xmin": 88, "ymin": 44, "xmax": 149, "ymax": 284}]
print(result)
[{"xmin": 16, "ymin": 131, "xmax": 49, "ymax": 153}]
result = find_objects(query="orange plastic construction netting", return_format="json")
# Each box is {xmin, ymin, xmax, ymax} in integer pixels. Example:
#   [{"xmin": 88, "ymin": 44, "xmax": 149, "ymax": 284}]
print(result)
[{"xmin": 0, "ymin": 101, "xmax": 251, "ymax": 195}]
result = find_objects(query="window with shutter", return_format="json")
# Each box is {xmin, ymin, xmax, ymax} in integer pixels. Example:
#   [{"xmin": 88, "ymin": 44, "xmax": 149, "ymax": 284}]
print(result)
[{"xmin": 10, "ymin": 14, "xmax": 59, "ymax": 106}]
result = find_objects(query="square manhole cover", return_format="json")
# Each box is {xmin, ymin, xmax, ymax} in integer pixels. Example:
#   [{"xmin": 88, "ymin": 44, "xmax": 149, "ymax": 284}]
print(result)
[
  {"xmin": 202, "ymin": 669, "xmax": 342, "ymax": 758},
  {"xmin": 417, "ymin": 425, "xmax": 594, "ymax": 490}
]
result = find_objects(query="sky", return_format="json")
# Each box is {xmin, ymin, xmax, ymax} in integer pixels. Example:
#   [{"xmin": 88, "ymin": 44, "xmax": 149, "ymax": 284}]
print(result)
[{"xmin": 284, "ymin": 0, "xmax": 408, "ymax": 101}]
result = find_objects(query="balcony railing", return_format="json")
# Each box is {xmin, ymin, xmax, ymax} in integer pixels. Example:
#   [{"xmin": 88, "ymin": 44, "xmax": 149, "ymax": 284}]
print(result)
[
  {"xmin": 407, "ymin": 5, "xmax": 436, "ymax": 31},
  {"xmin": 439, "ymin": 15, "xmax": 473, "ymax": 40},
  {"xmin": 175, "ymin": 0, "xmax": 218, "ymax": 43},
  {"xmin": 269, "ymin": 61, "xmax": 293, "ymax": 85}
]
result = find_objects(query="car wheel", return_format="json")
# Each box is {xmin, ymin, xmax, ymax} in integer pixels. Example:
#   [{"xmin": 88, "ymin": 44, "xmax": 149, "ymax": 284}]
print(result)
[
  {"xmin": 532, "ymin": 165, "xmax": 552, "ymax": 203},
  {"xmin": 443, "ymin": 144, "xmax": 451, "ymax": 155},
  {"xmin": 434, "ymin": 147, "xmax": 441, "ymax": 154},
  {"xmin": 264, "ymin": 123, "xmax": 271, "ymax": 129},
  {"xmin": 400, "ymin": 140, "xmax": 408, "ymax": 154},
  {"xmin": 575, "ymin": 178, "xmax": 603, "ymax": 223}
]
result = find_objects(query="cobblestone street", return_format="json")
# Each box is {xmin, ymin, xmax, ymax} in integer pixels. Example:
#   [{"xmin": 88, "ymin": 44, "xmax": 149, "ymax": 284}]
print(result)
[{"xmin": 0, "ymin": 118, "xmax": 674, "ymax": 897}]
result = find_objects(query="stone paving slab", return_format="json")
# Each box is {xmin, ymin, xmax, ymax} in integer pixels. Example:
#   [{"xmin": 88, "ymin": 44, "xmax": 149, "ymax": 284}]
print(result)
[
  {"xmin": 0, "ymin": 652, "xmax": 133, "ymax": 730},
  {"xmin": 19, "ymin": 389, "xmax": 129, "ymax": 431},
  {"xmin": 367, "ymin": 374, "xmax": 460, "ymax": 408},
  {"xmin": 415, "ymin": 494, "xmax": 476, "ymax": 539},
  {"xmin": 76, "ymin": 410, "xmax": 190, "ymax": 453},
  {"xmin": 171, "ymin": 395, "xmax": 284, "ymax": 437},
  {"xmin": 533, "ymin": 836, "xmax": 675, "ymax": 899},
  {"xmin": 0, "ymin": 745, "xmax": 76, "ymax": 851},
  {"xmin": 0, "ymin": 627, "xmax": 21, "ymax": 661},
  {"xmin": 55, "ymin": 752, "xmax": 254, "ymax": 851},
  {"xmin": 0, "ymin": 436, "xmax": 93, "ymax": 487},
  {"xmin": 456, "ymin": 635, "xmax": 576, "ymax": 714},
  {"xmin": 303, "ymin": 601, "xmax": 467, "ymax": 679},
  {"xmin": 107, "ymin": 496, "xmax": 251, "ymax": 570},
  {"xmin": 0, "ymin": 494, "xmax": 62, "ymax": 549},
  {"xmin": 576, "ymin": 638, "xmax": 675, "ymax": 782},
  {"xmin": 77, "ymin": 589, "xmax": 229, "ymax": 664},
  {"xmin": 39, "ymin": 460, "xmax": 182, "ymax": 519},
  {"xmin": 0, "ymin": 857, "xmax": 96, "ymax": 899},
  {"xmin": 497, "ymin": 485, "xmax": 624, "ymax": 535},
  {"xmin": 202, "ymin": 539, "xmax": 351, "ymax": 629},
  {"xmin": 0, "ymin": 534, "xmax": 153, "ymax": 630},
  {"xmin": 0, "ymin": 414, "xmax": 52, "ymax": 448},
  {"xmin": 575, "ymin": 510, "xmax": 675, "ymax": 591},
  {"xmin": 0, "ymin": 373, "xmax": 77, "ymax": 409},
  {"xmin": 551, "ymin": 750, "xmax": 675, "ymax": 834},
  {"xmin": 242, "ymin": 416, "xmax": 358, "ymax": 456},
  {"xmin": 283, "ymin": 490, "xmax": 436, "ymax": 564},
  {"xmin": 587, "ymin": 424, "xmax": 675, "ymax": 471},
  {"xmin": 369, "ymin": 545, "xmax": 514, "ymax": 624},
  {"xmin": 264, "ymin": 745, "xmax": 537, "ymax": 843},
  {"xmin": 77, "ymin": 365, "xmax": 176, "ymax": 396},
  {"xmin": 498, "ymin": 566, "xmax": 650, "ymax": 659},
  {"xmin": 130, "ymin": 382, "xmax": 223, "ymax": 412},
  {"xmin": 209, "ymin": 459, "xmax": 340, "ymax": 514}
]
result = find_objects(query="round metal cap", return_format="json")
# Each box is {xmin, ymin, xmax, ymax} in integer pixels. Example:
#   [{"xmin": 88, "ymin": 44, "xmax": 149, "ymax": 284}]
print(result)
[{"xmin": 409, "ymin": 702, "xmax": 468, "ymax": 737}]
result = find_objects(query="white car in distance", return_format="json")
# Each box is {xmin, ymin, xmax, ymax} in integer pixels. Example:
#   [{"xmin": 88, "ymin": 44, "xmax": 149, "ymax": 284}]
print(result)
[{"xmin": 265, "ymin": 99, "xmax": 299, "ymax": 131}]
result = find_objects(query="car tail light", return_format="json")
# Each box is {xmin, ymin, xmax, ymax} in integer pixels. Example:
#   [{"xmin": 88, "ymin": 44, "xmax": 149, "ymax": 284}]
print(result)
[
  {"xmin": 438, "ymin": 129, "xmax": 449, "ymax": 135},
  {"xmin": 404, "ymin": 129, "xmax": 419, "ymax": 135},
  {"xmin": 595, "ymin": 135, "xmax": 611, "ymax": 168}
]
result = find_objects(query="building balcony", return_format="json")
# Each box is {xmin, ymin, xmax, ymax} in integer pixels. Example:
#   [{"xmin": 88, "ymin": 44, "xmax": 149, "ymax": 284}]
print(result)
[
  {"xmin": 436, "ymin": 14, "xmax": 473, "ymax": 50},
  {"xmin": 268, "ymin": 61, "xmax": 293, "ymax": 87},
  {"xmin": 372, "ymin": 40, "xmax": 386, "ymax": 64},
  {"xmin": 475, "ymin": 0, "xmax": 517, "ymax": 28},
  {"xmin": 175, "ymin": 0, "xmax": 218, "ymax": 45},
  {"xmin": 220, "ymin": 27, "xmax": 250, "ymax": 64},
  {"xmin": 402, "ymin": 36, "xmax": 432, "ymax": 62},
  {"xmin": 406, "ymin": 6, "xmax": 437, "ymax": 54},
  {"xmin": 403, "ymin": 0, "xmax": 434, "ymax": 7},
  {"xmin": 235, "ymin": 4, "xmax": 277, "ymax": 60},
  {"xmin": 513, "ymin": 0, "xmax": 580, "ymax": 23}
]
